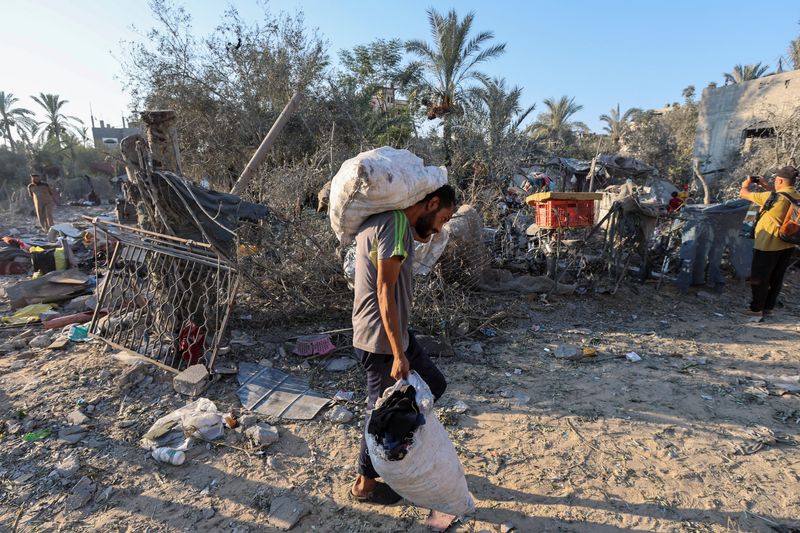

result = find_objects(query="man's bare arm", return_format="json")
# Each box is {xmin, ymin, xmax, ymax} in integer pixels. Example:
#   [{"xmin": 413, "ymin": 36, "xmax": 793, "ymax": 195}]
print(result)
[{"xmin": 376, "ymin": 256, "xmax": 409, "ymax": 380}]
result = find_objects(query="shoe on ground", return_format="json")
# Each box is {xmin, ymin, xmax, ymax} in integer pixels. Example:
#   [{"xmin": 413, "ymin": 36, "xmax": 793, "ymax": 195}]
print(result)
[{"xmin": 737, "ymin": 308, "xmax": 763, "ymax": 317}]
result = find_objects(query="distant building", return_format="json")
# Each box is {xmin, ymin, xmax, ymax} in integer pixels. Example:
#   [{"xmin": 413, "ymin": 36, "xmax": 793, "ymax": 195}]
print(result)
[
  {"xmin": 92, "ymin": 119, "xmax": 140, "ymax": 150},
  {"xmin": 694, "ymin": 70, "xmax": 800, "ymax": 178},
  {"xmin": 370, "ymin": 85, "xmax": 408, "ymax": 113}
]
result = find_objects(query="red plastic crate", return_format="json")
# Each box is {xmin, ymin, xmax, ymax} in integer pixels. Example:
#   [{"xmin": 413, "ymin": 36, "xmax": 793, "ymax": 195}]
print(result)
[{"xmin": 534, "ymin": 199, "xmax": 595, "ymax": 229}]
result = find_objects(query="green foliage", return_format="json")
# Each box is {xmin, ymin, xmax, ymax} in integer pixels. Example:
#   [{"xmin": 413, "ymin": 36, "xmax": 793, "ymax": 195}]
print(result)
[
  {"xmin": 599, "ymin": 104, "xmax": 641, "ymax": 149},
  {"xmin": 406, "ymin": 8, "xmax": 506, "ymax": 165},
  {"xmin": 0, "ymin": 147, "xmax": 30, "ymax": 188},
  {"xmin": 31, "ymin": 93, "xmax": 83, "ymax": 145},
  {"xmin": 722, "ymin": 63, "xmax": 770, "ymax": 84},
  {"xmin": 528, "ymin": 96, "xmax": 587, "ymax": 153},
  {"xmin": 0, "ymin": 92, "xmax": 35, "ymax": 152}
]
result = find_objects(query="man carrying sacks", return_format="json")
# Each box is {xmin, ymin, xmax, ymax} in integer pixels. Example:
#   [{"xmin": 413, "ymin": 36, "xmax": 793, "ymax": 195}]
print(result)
[
  {"xmin": 739, "ymin": 165, "xmax": 800, "ymax": 318},
  {"xmin": 348, "ymin": 184, "xmax": 456, "ymax": 504}
]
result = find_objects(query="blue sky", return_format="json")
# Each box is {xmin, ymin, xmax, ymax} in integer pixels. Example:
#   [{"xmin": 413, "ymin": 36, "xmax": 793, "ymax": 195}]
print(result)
[{"xmin": 2, "ymin": 0, "xmax": 798, "ymax": 132}]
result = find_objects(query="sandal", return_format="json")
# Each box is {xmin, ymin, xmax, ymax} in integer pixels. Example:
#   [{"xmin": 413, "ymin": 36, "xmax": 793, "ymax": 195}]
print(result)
[{"xmin": 349, "ymin": 482, "xmax": 402, "ymax": 505}]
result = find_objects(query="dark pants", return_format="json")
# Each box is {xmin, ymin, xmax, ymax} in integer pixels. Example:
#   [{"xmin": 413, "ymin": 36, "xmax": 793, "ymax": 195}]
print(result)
[
  {"xmin": 355, "ymin": 332, "xmax": 446, "ymax": 479},
  {"xmin": 750, "ymin": 248, "xmax": 796, "ymax": 311}
]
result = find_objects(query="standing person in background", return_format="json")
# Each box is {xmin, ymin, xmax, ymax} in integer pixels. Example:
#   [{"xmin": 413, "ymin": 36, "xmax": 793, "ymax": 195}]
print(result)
[
  {"xmin": 739, "ymin": 166, "xmax": 800, "ymax": 318},
  {"xmin": 27, "ymin": 173, "xmax": 57, "ymax": 232}
]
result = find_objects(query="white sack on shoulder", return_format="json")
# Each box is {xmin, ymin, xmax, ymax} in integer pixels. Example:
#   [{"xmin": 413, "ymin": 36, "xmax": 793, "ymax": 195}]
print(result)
[
  {"xmin": 329, "ymin": 147, "xmax": 447, "ymax": 247},
  {"xmin": 365, "ymin": 372, "xmax": 475, "ymax": 517}
]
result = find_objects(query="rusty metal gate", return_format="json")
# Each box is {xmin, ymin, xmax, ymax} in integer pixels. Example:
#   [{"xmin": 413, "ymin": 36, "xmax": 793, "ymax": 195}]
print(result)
[{"xmin": 89, "ymin": 220, "xmax": 238, "ymax": 373}]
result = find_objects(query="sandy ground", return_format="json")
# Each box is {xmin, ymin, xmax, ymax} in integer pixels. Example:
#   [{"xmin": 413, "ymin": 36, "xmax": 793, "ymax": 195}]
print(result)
[{"xmin": 1, "ymin": 205, "xmax": 799, "ymax": 532}]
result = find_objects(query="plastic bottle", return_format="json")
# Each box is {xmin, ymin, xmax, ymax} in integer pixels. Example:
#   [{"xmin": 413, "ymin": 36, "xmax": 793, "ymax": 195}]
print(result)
[{"xmin": 152, "ymin": 447, "xmax": 186, "ymax": 465}]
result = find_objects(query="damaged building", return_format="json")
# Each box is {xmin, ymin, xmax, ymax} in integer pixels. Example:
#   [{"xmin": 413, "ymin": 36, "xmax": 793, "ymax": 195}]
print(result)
[{"xmin": 693, "ymin": 69, "xmax": 800, "ymax": 180}]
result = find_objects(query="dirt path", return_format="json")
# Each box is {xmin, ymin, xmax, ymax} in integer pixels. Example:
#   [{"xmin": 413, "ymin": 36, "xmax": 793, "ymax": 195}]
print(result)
[{"xmin": 0, "ymin": 208, "xmax": 799, "ymax": 531}]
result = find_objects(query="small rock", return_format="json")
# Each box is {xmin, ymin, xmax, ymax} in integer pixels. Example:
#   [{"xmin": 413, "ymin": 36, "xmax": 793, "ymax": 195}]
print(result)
[
  {"xmin": 325, "ymin": 357, "xmax": 357, "ymax": 372},
  {"xmin": 55, "ymin": 454, "xmax": 81, "ymax": 477},
  {"xmin": 202, "ymin": 507, "xmax": 216, "ymax": 520},
  {"xmin": 58, "ymin": 425, "xmax": 87, "ymax": 444},
  {"xmin": 66, "ymin": 476, "xmax": 95, "ymax": 511},
  {"xmin": 455, "ymin": 322, "xmax": 470, "ymax": 337},
  {"xmin": 450, "ymin": 401, "xmax": 469, "ymax": 414},
  {"xmin": 501, "ymin": 523, "xmax": 516, "ymax": 533},
  {"xmin": 333, "ymin": 391, "xmax": 354, "ymax": 402},
  {"xmin": 85, "ymin": 405, "xmax": 95, "ymax": 414},
  {"xmin": 415, "ymin": 335, "xmax": 455, "ymax": 358},
  {"xmin": 117, "ymin": 420, "xmax": 137, "ymax": 429},
  {"xmin": 500, "ymin": 390, "xmax": 530, "ymax": 405},
  {"xmin": 95, "ymin": 486, "xmax": 113, "ymax": 503},
  {"xmin": 258, "ymin": 359, "xmax": 274, "ymax": 368},
  {"xmin": 246, "ymin": 423, "xmax": 279, "ymax": 447},
  {"xmin": 29, "ymin": 334, "xmax": 54, "ymax": 349},
  {"xmin": 238, "ymin": 413, "xmax": 259, "ymax": 429},
  {"xmin": 696, "ymin": 290, "xmax": 714, "ymax": 302},
  {"xmin": 326, "ymin": 405, "xmax": 354, "ymax": 424},
  {"xmin": 625, "ymin": 352, "xmax": 642, "ymax": 362},
  {"xmin": 66, "ymin": 410, "xmax": 89, "ymax": 426},
  {"xmin": 554, "ymin": 345, "xmax": 581, "ymax": 360},
  {"xmin": 467, "ymin": 343, "xmax": 483, "ymax": 355},
  {"xmin": 173, "ymin": 364, "xmax": 209, "ymax": 396},
  {"xmin": 267, "ymin": 495, "xmax": 308, "ymax": 530}
]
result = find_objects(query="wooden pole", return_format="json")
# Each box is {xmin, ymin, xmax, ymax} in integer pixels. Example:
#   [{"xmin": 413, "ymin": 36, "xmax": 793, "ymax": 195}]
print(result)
[
  {"xmin": 692, "ymin": 159, "xmax": 712, "ymax": 205},
  {"xmin": 230, "ymin": 91, "xmax": 303, "ymax": 196}
]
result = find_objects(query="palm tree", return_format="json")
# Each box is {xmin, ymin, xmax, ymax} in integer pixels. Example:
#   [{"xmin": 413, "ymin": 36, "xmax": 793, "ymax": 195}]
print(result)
[
  {"xmin": 528, "ymin": 96, "xmax": 587, "ymax": 148},
  {"xmin": 0, "ymin": 91, "xmax": 34, "ymax": 152},
  {"xmin": 406, "ymin": 8, "xmax": 505, "ymax": 165},
  {"xmin": 31, "ymin": 93, "xmax": 83, "ymax": 146},
  {"xmin": 599, "ymin": 104, "xmax": 641, "ymax": 147},
  {"xmin": 790, "ymin": 37, "xmax": 800, "ymax": 70},
  {"xmin": 722, "ymin": 63, "xmax": 770, "ymax": 85},
  {"xmin": 471, "ymin": 76, "xmax": 535, "ymax": 149}
]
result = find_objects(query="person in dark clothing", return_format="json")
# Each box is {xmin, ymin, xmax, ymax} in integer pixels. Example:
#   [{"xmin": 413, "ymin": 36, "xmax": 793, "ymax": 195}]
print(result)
[
  {"xmin": 349, "ymin": 185, "xmax": 456, "ymax": 505},
  {"xmin": 739, "ymin": 165, "xmax": 800, "ymax": 317}
]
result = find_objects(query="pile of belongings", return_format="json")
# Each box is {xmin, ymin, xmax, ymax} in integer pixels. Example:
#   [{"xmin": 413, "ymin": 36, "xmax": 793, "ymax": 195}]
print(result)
[
  {"xmin": 367, "ymin": 384, "xmax": 426, "ymax": 461},
  {"xmin": 0, "ymin": 237, "xmax": 31, "ymax": 275}
]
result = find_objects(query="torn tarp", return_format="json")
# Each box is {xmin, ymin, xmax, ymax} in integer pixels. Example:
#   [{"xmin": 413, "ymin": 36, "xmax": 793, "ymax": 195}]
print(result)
[
  {"xmin": 674, "ymin": 200, "xmax": 752, "ymax": 290},
  {"xmin": 136, "ymin": 171, "xmax": 269, "ymax": 257}
]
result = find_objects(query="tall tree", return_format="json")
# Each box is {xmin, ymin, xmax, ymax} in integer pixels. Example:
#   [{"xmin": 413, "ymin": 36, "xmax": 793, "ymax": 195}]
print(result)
[
  {"xmin": 472, "ymin": 76, "xmax": 535, "ymax": 147},
  {"xmin": 599, "ymin": 104, "xmax": 641, "ymax": 148},
  {"xmin": 0, "ymin": 91, "xmax": 34, "ymax": 152},
  {"xmin": 466, "ymin": 75, "xmax": 535, "ymax": 176},
  {"xmin": 722, "ymin": 63, "xmax": 770, "ymax": 85},
  {"xmin": 406, "ymin": 8, "xmax": 505, "ymax": 165},
  {"xmin": 529, "ymin": 96, "xmax": 587, "ymax": 150},
  {"xmin": 31, "ymin": 93, "xmax": 83, "ymax": 146},
  {"xmin": 790, "ymin": 36, "xmax": 800, "ymax": 70}
]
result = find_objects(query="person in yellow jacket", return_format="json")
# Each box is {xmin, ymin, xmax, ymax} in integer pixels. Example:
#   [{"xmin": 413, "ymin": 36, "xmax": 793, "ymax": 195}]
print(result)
[
  {"xmin": 739, "ymin": 165, "xmax": 800, "ymax": 317},
  {"xmin": 27, "ymin": 173, "xmax": 57, "ymax": 232}
]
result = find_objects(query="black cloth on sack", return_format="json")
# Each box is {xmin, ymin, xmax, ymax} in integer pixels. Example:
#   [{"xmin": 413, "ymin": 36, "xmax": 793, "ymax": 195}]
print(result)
[{"xmin": 367, "ymin": 384, "xmax": 426, "ymax": 460}]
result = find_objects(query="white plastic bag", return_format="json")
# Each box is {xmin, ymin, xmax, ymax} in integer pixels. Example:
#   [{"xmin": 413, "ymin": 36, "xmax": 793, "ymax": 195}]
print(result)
[
  {"xmin": 329, "ymin": 147, "xmax": 447, "ymax": 247},
  {"xmin": 365, "ymin": 372, "xmax": 475, "ymax": 517}
]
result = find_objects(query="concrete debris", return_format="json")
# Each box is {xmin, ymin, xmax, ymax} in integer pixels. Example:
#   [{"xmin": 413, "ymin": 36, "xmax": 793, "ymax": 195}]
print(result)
[
  {"xmin": 54, "ymin": 454, "xmax": 81, "ymax": 478},
  {"xmin": 267, "ymin": 495, "xmax": 308, "ymax": 530},
  {"xmin": 66, "ymin": 476, "xmax": 96, "ymax": 511},
  {"xmin": 173, "ymin": 364, "xmax": 209, "ymax": 396},
  {"xmin": 324, "ymin": 357, "xmax": 357, "ymax": 372},
  {"xmin": 238, "ymin": 413, "xmax": 259, "ymax": 429},
  {"xmin": 29, "ymin": 333, "xmax": 54, "ymax": 349},
  {"xmin": 66, "ymin": 409, "xmax": 89, "ymax": 426},
  {"xmin": 246, "ymin": 423, "xmax": 280, "ymax": 447},
  {"xmin": 326, "ymin": 405, "xmax": 354, "ymax": 424},
  {"xmin": 554, "ymin": 344, "xmax": 581, "ymax": 360},
  {"xmin": 58, "ymin": 425, "xmax": 88, "ymax": 444}
]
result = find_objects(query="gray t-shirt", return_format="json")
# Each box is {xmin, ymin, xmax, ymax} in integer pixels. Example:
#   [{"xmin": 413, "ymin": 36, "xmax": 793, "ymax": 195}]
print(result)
[{"xmin": 352, "ymin": 210, "xmax": 414, "ymax": 354}]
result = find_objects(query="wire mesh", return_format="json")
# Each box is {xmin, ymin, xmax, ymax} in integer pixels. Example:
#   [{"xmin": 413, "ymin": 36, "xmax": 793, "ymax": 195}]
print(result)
[{"xmin": 89, "ymin": 221, "xmax": 238, "ymax": 373}]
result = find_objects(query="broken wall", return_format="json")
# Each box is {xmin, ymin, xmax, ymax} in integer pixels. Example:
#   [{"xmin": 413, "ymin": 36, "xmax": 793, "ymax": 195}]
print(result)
[{"xmin": 694, "ymin": 70, "xmax": 800, "ymax": 178}]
